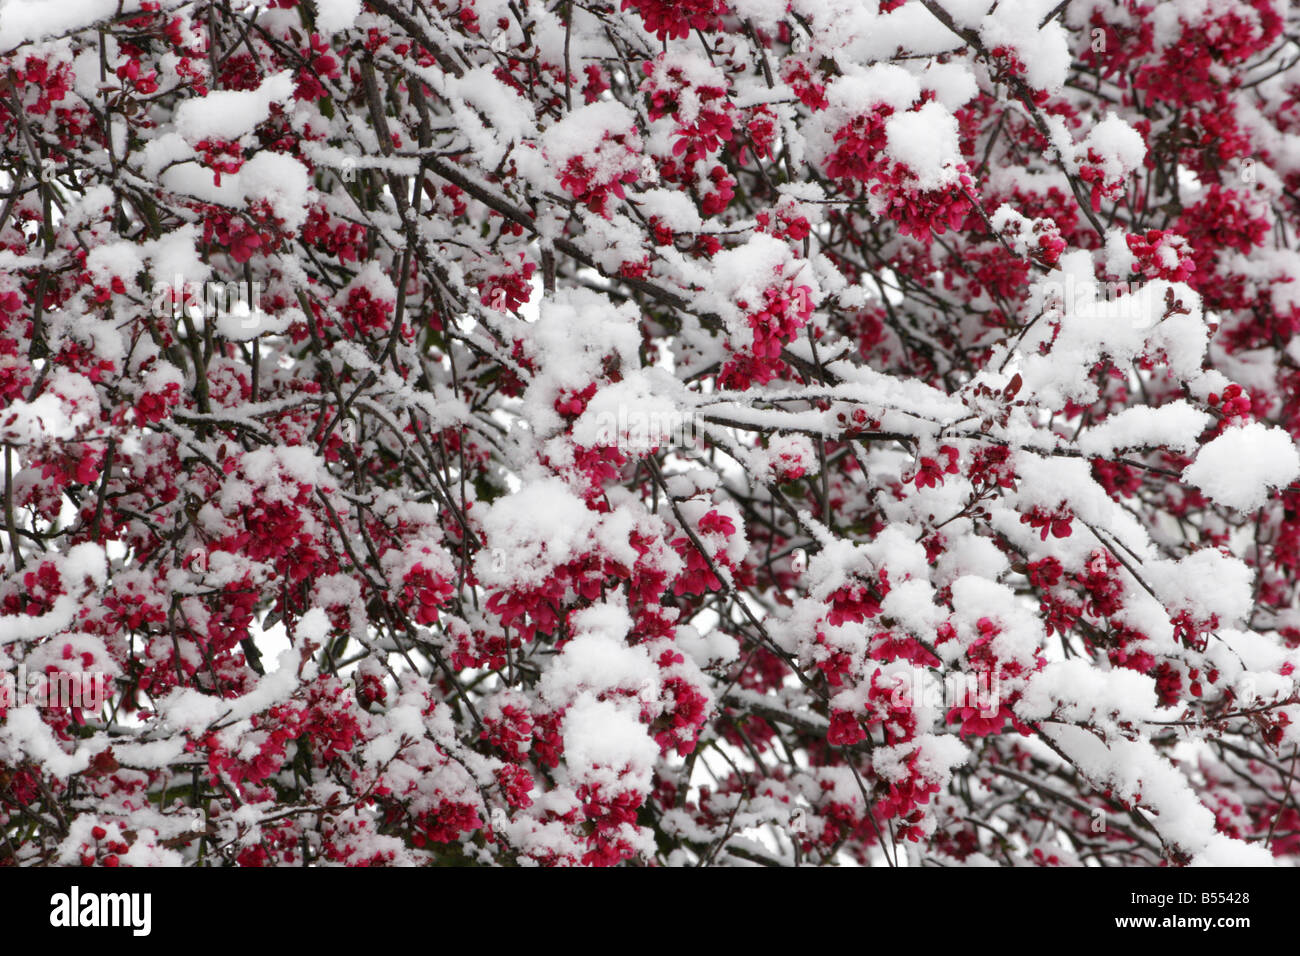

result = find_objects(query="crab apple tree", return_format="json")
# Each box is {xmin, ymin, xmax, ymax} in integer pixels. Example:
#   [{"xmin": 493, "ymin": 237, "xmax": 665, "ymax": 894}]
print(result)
[{"xmin": 3, "ymin": 0, "xmax": 1300, "ymax": 868}]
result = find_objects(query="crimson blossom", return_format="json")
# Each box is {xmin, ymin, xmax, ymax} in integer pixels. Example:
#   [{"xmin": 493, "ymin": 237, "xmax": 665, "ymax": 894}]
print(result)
[{"xmin": 2, "ymin": 0, "xmax": 1300, "ymax": 868}]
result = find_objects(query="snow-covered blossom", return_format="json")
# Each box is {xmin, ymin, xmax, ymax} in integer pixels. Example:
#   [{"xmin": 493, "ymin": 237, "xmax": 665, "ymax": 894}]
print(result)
[{"xmin": 1, "ymin": 0, "xmax": 1298, "ymax": 872}]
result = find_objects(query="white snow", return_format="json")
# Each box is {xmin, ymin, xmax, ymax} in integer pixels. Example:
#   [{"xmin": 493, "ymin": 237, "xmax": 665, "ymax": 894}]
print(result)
[
  {"xmin": 1077, "ymin": 402, "xmax": 1212, "ymax": 457},
  {"xmin": 174, "ymin": 72, "xmax": 295, "ymax": 144},
  {"xmin": 0, "ymin": 0, "xmax": 125, "ymax": 49},
  {"xmin": 885, "ymin": 101, "xmax": 964, "ymax": 191},
  {"xmin": 562, "ymin": 695, "xmax": 658, "ymax": 779},
  {"xmin": 476, "ymin": 477, "xmax": 598, "ymax": 589},
  {"xmin": 313, "ymin": 0, "xmax": 362, "ymax": 32},
  {"xmin": 1182, "ymin": 422, "xmax": 1300, "ymax": 512}
]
